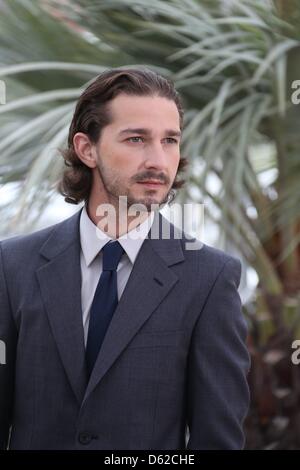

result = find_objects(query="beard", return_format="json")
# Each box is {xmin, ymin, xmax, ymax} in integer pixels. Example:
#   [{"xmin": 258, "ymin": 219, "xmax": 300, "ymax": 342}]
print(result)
[{"xmin": 95, "ymin": 158, "xmax": 175, "ymax": 212}]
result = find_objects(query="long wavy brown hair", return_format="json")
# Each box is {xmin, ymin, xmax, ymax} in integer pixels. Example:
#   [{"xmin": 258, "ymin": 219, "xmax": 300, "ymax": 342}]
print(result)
[{"xmin": 57, "ymin": 67, "xmax": 188, "ymax": 204}]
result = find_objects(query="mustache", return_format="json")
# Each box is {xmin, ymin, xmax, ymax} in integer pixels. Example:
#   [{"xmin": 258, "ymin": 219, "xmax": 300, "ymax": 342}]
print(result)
[{"xmin": 133, "ymin": 172, "xmax": 169, "ymax": 184}]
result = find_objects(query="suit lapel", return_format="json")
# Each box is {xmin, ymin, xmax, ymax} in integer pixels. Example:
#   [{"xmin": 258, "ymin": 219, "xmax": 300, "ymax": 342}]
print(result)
[
  {"xmin": 36, "ymin": 208, "xmax": 87, "ymax": 405},
  {"xmin": 82, "ymin": 211, "xmax": 185, "ymax": 404}
]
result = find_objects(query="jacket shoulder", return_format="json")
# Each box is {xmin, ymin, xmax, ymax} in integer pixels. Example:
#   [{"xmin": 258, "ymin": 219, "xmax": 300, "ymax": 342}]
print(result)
[
  {"xmin": 179, "ymin": 229, "xmax": 241, "ymax": 283},
  {"xmin": 0, "ymin": 207, "xmax": 81, "ymax": 261},
  {"xmin": 164, "ymin": 213, "xmax": 241, "ymax": 275},
  {"xmin": 179, "ymin": 223, "xmax": 241, "ymax": 265},
  {"xmin": 0, "ymin": 221, "xmax": 59, "ymax": 255},
  {"xmin": 198, "ymin": 242, "xmax": 241, "ymax": 266}
]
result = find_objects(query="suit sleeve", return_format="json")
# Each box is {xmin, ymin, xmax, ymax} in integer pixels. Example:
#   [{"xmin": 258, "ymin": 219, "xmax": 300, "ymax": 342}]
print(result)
[
  {"xmin": 0, "ymin": 242, "xmax": 17, "ymax": 449},
  {"xmin": 186, "ymin": 257, "xmax": 250, "ymax": 449}
]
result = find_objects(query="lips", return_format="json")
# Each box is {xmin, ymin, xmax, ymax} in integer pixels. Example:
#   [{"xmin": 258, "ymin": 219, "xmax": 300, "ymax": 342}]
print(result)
[
  {"xmin": 138, "ymin": 181, "xmax": 164, "ymax": 188},
  {"xmin": 138, "ymin": 180, "xmax": 164, "ymax": 185}
]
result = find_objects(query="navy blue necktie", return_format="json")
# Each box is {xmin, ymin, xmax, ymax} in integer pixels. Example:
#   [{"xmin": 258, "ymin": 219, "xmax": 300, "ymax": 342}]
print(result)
[{"xmin": 86, "ymin": 240, "xmax": 125, "ymax": 378}]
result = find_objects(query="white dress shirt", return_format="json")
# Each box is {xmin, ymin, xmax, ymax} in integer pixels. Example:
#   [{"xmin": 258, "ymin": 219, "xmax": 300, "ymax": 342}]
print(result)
[{"xmin": 79, "ymin": 204, "xmax": 155, "ymax": 346}]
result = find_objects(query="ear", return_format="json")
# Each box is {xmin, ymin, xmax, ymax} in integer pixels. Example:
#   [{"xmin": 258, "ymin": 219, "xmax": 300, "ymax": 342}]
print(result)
[{"xmin": 73, "ymin": 132, "xmax": 97, "ymax": 168}]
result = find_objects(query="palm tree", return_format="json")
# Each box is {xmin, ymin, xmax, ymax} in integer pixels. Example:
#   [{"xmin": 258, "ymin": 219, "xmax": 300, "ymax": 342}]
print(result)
[{"xmin": 1, "ymin": 0, "xmax": 300, "ymax": 448}]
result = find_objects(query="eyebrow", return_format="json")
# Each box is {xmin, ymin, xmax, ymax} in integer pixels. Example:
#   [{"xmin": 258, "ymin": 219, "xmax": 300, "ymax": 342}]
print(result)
[{"xmin": 118, "ymin": 128, "xmax": 182, "ymax": 138}]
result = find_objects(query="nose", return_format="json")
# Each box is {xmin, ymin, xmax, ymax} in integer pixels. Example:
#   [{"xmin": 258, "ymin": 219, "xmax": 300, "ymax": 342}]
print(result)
[{"xmin": 143, "ymin": 141, "xmax": 168, "ymax": 171}]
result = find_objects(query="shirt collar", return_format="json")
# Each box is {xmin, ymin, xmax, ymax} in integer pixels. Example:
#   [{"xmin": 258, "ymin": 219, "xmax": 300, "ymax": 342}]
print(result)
[{"xmin": 80, "ymin": 204, "xmax": 155, "ymax": 267}]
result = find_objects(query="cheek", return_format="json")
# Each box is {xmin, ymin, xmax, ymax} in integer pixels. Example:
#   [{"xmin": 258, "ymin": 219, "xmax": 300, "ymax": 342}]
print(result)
[
  {"xmin": 99, "ymin": 146, "xmax": 131, "ymax": 171},
  {"xmin": 113, "ymin": 146, "xmax": 139, "ymax": 171},
  {"xmin": 115, "ymin": 157, "xmax": 136, "ymax": 178},
  {"xmin": 169, "ymin": 152, "xmax": 181, "ymax": 176}
]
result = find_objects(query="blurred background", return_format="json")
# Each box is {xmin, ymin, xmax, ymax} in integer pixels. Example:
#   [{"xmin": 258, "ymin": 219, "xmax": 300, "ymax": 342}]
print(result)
[{"xmin": 0, "ymin": 0, "xmax": 300, "ymax": 449}]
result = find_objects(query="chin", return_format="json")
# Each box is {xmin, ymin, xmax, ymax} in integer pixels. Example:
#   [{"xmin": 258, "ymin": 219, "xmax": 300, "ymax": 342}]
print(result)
[{"xmin": 127, "ymin": 199, "xmax": 158, "ymax": 211}]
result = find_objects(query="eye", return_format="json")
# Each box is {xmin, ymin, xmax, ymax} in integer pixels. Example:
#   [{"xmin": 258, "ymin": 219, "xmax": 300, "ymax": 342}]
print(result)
[
  {"xmin": 127, "ymin": 136, "xmax": 144, "ymax": 143},
  {"xmin": 165, "ymin": 137, "xmax": 179, "ymax": 144},
  {"xmin": 126, "ymin": 136, "xmax": 179, "ymax": 144}
]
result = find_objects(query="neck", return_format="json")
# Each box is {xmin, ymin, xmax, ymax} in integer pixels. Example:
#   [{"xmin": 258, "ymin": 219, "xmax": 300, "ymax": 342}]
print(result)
[{"xmin": 86, "ymin": 198, "xmax": 152, "ymax": 239}]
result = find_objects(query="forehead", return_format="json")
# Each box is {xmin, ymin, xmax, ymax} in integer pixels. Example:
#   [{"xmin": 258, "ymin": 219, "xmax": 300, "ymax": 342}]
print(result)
[{"xmin": 107, "ymin": 93, "xmax": 180, "ymax": 128}]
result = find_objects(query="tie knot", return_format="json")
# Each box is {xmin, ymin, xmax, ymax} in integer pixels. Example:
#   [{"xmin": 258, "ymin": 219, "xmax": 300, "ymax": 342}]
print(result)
[{"xmin": 102, "ymin": 240, "xmax": 125, "ymax": 271}]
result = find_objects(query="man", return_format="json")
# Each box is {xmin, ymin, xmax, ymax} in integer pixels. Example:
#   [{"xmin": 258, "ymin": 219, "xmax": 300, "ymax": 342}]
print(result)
[{"xmin": 0, "ymin": 67, "xmax": 250, "ymax": 450}]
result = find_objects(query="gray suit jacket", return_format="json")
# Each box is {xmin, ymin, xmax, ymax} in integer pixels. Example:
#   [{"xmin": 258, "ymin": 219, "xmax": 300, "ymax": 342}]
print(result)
[{"xmin": 0, "ymin": 208, "xmax": 250, "ymax": 450}]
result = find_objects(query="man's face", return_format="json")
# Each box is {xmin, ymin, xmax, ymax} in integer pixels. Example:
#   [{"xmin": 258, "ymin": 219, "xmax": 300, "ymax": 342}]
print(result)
[{"xmin": 94, "ymin": 93, "xmax": 181, "ymax": 211}]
